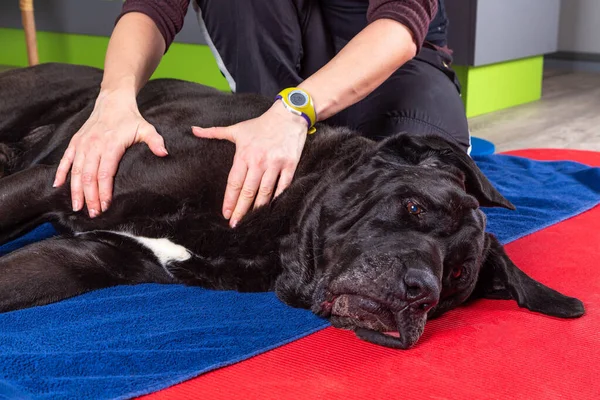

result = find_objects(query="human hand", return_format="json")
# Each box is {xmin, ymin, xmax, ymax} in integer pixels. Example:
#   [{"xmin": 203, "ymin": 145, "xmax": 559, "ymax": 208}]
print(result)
[
  {"xmin": 53, "ymin": 89, "xmax": 168, "ymax": 217},
  {"xmin": 192, "ymin": 101, "xmax": 308, "ymax": 228}
]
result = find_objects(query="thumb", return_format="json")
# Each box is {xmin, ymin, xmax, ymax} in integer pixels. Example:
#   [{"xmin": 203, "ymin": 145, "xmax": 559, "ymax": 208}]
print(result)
[
  {"xmin": 192, "ymin": 125, "xmax": 235, "ymax": 143},
  {"xmin": 139, "ymin": 124, "xmax": 168, "ymax": 157}
]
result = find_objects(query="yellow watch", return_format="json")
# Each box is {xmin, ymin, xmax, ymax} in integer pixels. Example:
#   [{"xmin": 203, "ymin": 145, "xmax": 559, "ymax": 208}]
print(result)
[{"xmin": 275, "ymin": 88, "xmax": 317, "ymax": 134}]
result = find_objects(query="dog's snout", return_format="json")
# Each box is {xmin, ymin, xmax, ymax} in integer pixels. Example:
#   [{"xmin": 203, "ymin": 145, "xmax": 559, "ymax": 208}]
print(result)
[{"xmin": 403, "ymin": 269, "xmax": 440, "ymax": 311}]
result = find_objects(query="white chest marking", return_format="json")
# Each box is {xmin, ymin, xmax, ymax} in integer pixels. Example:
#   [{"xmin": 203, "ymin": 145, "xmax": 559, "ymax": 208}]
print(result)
[
  {"xmin": 75, "ymin": 230, "xmax": 192, "ymax": 278},
  {"xmin": 112, "ymin": 232, "xmax": 192, "ymax": 277}
]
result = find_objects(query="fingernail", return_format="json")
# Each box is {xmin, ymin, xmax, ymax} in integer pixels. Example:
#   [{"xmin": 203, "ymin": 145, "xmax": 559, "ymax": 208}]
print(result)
[
  {"xmin": 101, "ymin": 201, "xmax": 109, "ymax": 212},
  {"xmin": 52, "ymin": 179, "xmax": 58, "ymax": 188},
  {"xmin": 72, "ymin": 200, "xmax": 80, "ymax": 211},
  {"xmin": 89, "ymin": 209, "xmax": 98, "ymax": 218},
  {"xmin": 230, "ymin": 220, "xmax": 238, "ymax": 229},
  {"xmin": 161, "ymin": 146, "xmax": 168, "ymax": 155},
  {"xmin": 223, "ymin": 209, "xmax": 232, "ymax": 220}
]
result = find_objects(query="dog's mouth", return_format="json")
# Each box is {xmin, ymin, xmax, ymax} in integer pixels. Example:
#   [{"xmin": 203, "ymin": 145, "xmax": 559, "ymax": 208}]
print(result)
[{"xmin": 321, "ymin": 294, "xmax": 428, "ymax": 349}]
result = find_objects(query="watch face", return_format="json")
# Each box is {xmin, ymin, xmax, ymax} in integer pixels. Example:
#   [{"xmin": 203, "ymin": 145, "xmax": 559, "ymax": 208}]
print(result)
[{"xmin": 288, "ymin": 90, "xmax": 308, "ymax": 107}]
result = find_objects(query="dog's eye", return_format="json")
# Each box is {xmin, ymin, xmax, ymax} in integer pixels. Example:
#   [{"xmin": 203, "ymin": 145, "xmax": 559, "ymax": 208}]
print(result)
[
  {"xmin": 406, "ymin": 201, "xmax": 424, "ymax": 215},
  {"xmin": 451, "ymin": 266, "xmax": 463, "ymax": 279}
]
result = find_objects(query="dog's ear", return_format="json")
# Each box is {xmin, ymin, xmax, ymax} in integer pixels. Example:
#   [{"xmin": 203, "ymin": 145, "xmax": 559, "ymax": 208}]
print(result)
[
  {"xmin": 377, "ymin": 133, "xmax": 515, "ymax": 210},
  {"xmin": 469, "ymin": 233, "xmax": 584, "ymax": 318}
]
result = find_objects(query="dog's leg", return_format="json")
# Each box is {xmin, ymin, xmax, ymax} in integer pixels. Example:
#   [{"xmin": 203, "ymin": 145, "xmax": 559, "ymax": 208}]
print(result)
[
  {"xmin": 0, "ymin": 231, "xmax": 175, "ymax": 313},
  {"xmin": 0, "ymin": 64, "xmax": 102, "ymax": 177},
  {"xmin": 0, "ymin": 63, "xmax": 101, "ymax": 141}
]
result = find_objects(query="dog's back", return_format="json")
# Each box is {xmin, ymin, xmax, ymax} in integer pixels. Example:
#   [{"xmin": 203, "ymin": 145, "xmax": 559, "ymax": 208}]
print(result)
[
  {"xmin": 0, "ymin": 63, "xmax": 265, "ymax": 173},
  {"xmin": 0, "ymin": 64, "xmax": 283, "ymax": 219}
]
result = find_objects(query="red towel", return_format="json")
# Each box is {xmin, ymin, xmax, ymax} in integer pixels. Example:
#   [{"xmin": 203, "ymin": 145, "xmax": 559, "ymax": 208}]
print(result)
[{"xmin": 142, "ymin": 149, "xmax": 600, "ymax": 400}]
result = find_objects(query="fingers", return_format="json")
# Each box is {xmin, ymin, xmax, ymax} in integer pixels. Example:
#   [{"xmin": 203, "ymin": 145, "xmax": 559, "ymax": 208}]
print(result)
[
  {"xmin": 61, "ymin": 120, "xmax": 165, "ymax": 218},
  {"xmin": 139, "ymin": 124, "xmax": 168, "ymax": 156},
  {"xmin": 222, "ymin": 157, "xmax": 249, "ymax": 224},
  {"xmin": 53, "ymin": 143, "xmax": 76, "ymax": 187},
  {"xmin": 253, "ymin": 168, "xmax": 280, "ymax": 210},
  {"xmin": 229, "ymin": 165, "xmax": 266, "ymax": 228},
  {"xmin": 97, "ymin": 145, "xmax": 125, "ymax": 213},
  {"xmin": 225, "ymin": 156, "xmax": 295, "ymax": 228},
  {"xmin": 69, "ymin": 148, "xmax": 86, "ymax": 213},
  {"xmin": 274, "ymin": 165, "xmax": 296, "ymax": 198},
  {"xmin": 81, "ymin": 149, "xmax": 102, "ymax": 218},
  {"xmin": 192, "ymin": 126, "xmax": 235, "ymax": 142}
]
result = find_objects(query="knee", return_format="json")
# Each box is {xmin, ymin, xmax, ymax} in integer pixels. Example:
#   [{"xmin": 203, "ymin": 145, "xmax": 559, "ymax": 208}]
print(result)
[{"xmin": 359, "ymin": 111, "xmax": 471, "ymax": 154}]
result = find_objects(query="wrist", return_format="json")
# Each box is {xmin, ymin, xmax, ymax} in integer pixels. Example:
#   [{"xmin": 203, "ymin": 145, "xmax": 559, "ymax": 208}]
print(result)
[
  {"xmin": 99, "ymin": 74, "xmax": 138, "ymax": 97},
  {"xmin": 95, "ymin": 86, "xmax": 139, "ymax": 113},
  {"xmin": 271, "ymin": 100, "xmax": 309, "ymax": 132},
  {"xmin": 297, "ymin": 82, "xmax": 333, "ymax": 121}
]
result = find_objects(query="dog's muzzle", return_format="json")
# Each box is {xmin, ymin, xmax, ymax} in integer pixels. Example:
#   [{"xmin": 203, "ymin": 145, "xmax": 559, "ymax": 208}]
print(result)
[{"xmin": 325, "ymin": 268, "xmax": 441, "ymax": 349}]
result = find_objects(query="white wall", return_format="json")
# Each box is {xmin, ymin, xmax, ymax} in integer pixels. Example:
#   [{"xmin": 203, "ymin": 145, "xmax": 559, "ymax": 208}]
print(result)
[
  {"xmin": 558, "ymin": 0, "xmax": 600, "ymax": 54},
  {"xmin": 474, "ymin": 0, "xmax": 560, "ymax": 66}
]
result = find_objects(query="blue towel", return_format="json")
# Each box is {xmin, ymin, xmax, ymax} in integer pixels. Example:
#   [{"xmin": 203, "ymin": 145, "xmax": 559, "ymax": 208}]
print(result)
[
  {"xmin": 474, "ymin": 154, "xmax": 600, "ymax": 243},
  {"xmin": 1, "ymin": 154, "xmax": 600, "ymax": 400}
]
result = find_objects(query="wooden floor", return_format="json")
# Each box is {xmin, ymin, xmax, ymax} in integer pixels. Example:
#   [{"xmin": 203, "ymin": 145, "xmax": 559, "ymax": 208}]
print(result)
[{"xmin": 469, "ymin": 70, "xmax": 600, "ymax": 152}]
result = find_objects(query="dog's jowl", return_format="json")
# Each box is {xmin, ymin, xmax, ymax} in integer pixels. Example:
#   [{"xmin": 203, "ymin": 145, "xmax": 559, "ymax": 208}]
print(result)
[{"xmin": 0, "ymin": 63, "xmax": 584, "ymax": 349}]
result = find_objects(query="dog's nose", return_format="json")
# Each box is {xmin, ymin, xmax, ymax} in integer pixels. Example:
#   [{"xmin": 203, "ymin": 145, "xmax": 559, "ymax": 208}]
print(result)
[{"xmin": 403, "ymin": 269, "xmax": 440, "ymax": 312}]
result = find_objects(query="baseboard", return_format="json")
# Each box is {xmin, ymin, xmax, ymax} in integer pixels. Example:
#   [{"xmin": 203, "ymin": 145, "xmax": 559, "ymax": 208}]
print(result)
[
  {"xmin": 0, "ymin": 28, "xmax": 230, "ymax": 91},
  {"xmin": 546, "ymin": 51, "xmax": 600, "ymax": 62},
  {"xmin": 544, "ymin": 51, "xmax": 600, "ymax": 73},
  {"xmin": 453, "ymin": 56, "xmax": 544, "ymax": 118}
]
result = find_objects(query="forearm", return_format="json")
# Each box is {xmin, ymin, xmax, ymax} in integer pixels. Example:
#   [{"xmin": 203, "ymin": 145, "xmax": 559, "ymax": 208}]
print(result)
[
  {"xmin": 99, "ymin": 12, "xmax": 166, "ymax": 98},
  {"xmin": 299, "ymin": 18, "xmax": 417, "ymax": 121}
]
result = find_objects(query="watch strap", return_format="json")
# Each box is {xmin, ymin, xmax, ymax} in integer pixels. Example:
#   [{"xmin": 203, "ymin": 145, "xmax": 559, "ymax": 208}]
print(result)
[{"xmin": 275, "ymin": 88, "xmax": 317, "ymax": 134}]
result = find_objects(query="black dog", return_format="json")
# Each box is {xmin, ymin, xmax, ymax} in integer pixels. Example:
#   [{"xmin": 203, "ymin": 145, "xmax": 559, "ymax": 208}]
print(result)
[{"xmin": 0, "ymin": 63, "xmax": 584, "ymax": 349}]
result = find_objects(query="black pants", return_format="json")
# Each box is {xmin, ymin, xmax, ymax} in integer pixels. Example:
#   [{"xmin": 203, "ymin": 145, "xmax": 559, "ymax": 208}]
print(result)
[{"xmin": 193, "ymin": 0, "xmax": 471, "ymax": 153}]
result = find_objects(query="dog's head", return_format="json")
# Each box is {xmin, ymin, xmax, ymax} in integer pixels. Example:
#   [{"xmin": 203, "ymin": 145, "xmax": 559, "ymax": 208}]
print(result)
[{"xmin": 275, "ymin": 133, "xmax": 584, "ymax": 349}]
